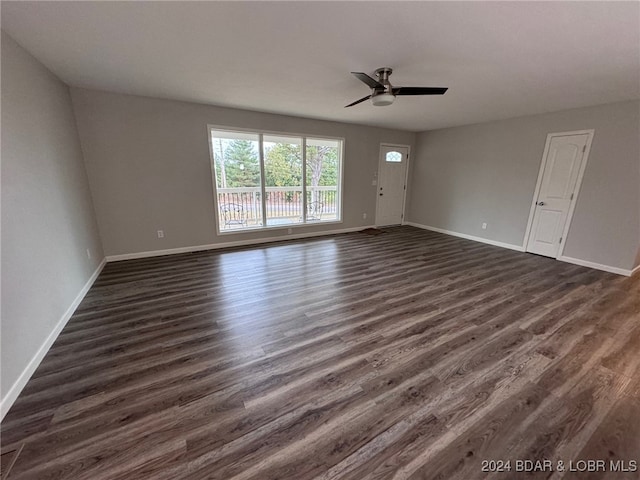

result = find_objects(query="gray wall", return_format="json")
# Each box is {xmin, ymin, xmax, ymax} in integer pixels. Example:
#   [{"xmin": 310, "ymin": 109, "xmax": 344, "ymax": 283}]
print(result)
[
  {"xmin": 1, "ymin": 33, "xmax": 104, "ymax": 405},
  {"xmin": 407, "ymin": 100, "xmax": 640, "ymax": 271},
  {"xmin": 70, "ymin": 88, "xmax": 415, "ymax": 257}
]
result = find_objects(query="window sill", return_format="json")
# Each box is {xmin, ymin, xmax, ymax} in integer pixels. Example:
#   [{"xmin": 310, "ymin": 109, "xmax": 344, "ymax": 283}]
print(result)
[{"xmin": 216, "ymin": 220, "xmax": 344, "ymax": 236}]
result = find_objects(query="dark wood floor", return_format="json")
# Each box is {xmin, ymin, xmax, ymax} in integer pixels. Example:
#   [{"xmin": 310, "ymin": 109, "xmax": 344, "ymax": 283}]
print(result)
[{"xmin": 2, "ymin": 226, "xmax": 639, "ymax": 480}]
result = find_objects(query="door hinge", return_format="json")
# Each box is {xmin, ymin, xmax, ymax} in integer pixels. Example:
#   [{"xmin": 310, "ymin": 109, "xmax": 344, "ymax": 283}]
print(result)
[
  {"xmin": 570, "ymin": 193, "xmax": 574, "ymax": 200},
  {"xmin": 559, "ymin": 237, "xmax": 563, "ymax": 244},
  {"xmin": 582, "ymin": 145, "xmax": 586, "ymax": 153},
  {"xmin": 404, "ymin": 185, "xmax": 406, "ymax": 190}
]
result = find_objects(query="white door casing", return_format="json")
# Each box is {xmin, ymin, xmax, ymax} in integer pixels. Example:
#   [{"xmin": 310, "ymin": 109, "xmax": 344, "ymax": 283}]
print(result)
[
  {"xmin": 525, "ymin": 131, "xmax": 593, "ymax": 258},
  {"xmin": 376, "ymin": 144, "xmax": 409, "ymax": 227}
]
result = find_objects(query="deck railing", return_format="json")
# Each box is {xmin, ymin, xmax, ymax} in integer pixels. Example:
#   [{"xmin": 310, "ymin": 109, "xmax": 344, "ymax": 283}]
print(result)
[{"xmin": 217, "ymin": 186, "xmax": 338, "ymax": 228}]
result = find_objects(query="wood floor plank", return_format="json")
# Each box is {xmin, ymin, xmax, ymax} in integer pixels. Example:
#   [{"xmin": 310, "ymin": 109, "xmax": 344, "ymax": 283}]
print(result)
[
  {"xmin": 2, "ymin": 226, "xmax": 638, "ymax": 479},
  {"xmin": 562, "ymin": 395, "xmax": 640, "ymax": 480},
  {"xmin": 487, "ymin": 366, "xmax": 630, "ymax": 480},
  {"xmin": 405, "ymin": 381, "xmax": 550, "ymax": 480}
]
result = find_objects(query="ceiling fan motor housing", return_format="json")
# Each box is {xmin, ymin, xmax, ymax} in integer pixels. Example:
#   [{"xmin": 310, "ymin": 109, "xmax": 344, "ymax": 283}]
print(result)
[
  {"xmin": 371, "ymin": 67, "xmax": 395, "ymax": 105},
  {"xmin": 374, "ymin": 67, "xmax": 393, "ymax": 88}
]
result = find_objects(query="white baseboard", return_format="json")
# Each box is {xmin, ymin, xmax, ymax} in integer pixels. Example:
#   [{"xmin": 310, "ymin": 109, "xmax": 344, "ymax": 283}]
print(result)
[
  {"xmin": 105, "ymin": 225, "xmax": 375, "ymax": 262},
  {"xmin": 404, "ymin": 221, "xmax": 632, "ymax": 276},
  {"xmin": 0, "ymin": 258, "xmax": 107, "ymax": 421},
  {"xmin": 404, "ymin": 221, "xmax": 526, "ymax": 252},
  {"xmin": 557, "ymin": 255, "xmax": 633, "ymax": 277},
  {"xmin": 632, "ymin": 264, "xmax": 640, "ymax": 277}
]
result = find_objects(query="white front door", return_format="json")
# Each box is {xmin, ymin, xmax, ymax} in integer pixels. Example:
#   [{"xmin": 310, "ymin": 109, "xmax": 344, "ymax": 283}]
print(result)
[
  {"xmin": 526, "ymin": 133, "xmax": 590, "ymax": 258},
  {"xmin": 376, "ymin": 145, "xmax": 409, "ymax": 226}
]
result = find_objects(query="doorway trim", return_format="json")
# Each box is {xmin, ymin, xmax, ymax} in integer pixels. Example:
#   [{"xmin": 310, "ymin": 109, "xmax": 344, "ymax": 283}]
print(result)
[
  {"xmin": 523, "ymin": 129, "xmax": 595, "ymax": 258},
  {"xmin": 375, "ymin": 143, "xmax": 412, "ymax": 227}
]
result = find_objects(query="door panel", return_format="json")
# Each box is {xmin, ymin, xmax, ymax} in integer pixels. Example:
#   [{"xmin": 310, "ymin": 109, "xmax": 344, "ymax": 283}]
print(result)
[
  {"xmin": 529, "ymin": 208, "xmax": 564, "ymax": 257},
  {"xmin": 545, "ymin": 144, "xmax": 579, "ymax": 199},
  {"xmin": 376, "ymin": 145, "xmax": 408, "ymax": 226},
  {"xmin": 526, "ymin": 134, "xmax": 589, "ymax": 258}
]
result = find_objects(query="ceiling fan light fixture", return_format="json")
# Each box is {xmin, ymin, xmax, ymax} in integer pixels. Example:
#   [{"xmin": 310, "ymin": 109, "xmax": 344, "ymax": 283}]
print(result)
[{"xmin": 371, "ymin": 92, "xmax": 395, "ymax": 106}]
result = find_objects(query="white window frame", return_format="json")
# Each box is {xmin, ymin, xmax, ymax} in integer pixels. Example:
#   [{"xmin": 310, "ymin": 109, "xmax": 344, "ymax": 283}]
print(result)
[{"xmin": 207, "ymin": 124, "xmax": 345, "ymax": 235}]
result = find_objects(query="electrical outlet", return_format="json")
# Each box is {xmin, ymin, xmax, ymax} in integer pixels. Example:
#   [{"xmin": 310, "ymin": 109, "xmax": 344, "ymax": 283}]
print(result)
[
  {"xmin": 157, "ymin": 230, "xmax": 164, "ymax": 238},
  {"xmin": 482, "ymin": 223, "xmax": 487, "ymax": 230},
  {"xmin": 362, "ymin": 213, "xmax": 367, "ymax": 219},
  {"xmin": 86, "ymin": 248, "xmax": 91, "ymax": 259}
]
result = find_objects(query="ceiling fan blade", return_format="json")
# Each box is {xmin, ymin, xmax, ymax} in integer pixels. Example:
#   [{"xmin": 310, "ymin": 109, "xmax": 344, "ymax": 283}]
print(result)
[
  {"xmin": 351, "ymin": 72, "xmax": 385, "ymax": 89},
  {"xmin": 344, "ymin": 95, "xmax": 372, "ymax": 108},
  {"xmin": 392, "ymin": 87, "xmax": 448, "ymax": 95}
]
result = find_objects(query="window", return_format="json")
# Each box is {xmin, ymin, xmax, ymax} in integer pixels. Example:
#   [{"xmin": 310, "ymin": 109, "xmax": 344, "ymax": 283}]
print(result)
[
  {"xmin": 210, "ymin": 128, "xmax": 343, "ymax": 232},
  {"xmin": 385, "ymin": 151, "xmax": 403, "ymax": 163}
]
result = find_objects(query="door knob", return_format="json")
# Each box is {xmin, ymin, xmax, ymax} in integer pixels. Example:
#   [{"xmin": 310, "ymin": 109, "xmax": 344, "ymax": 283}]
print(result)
[{"xmin": 537, "ymin": 201, "xmax": 545, "ymax": 206}]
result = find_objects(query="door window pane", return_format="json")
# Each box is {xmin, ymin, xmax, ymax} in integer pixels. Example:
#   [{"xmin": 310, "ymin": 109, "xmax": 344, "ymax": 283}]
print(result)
[
  {"xmin": 263, "ymin": 135, "xmax": 303, "ymax": 226},
  {"xmin": 386, "ymin": 151, "xmax": 402, "ymax": 162},
  {"xmin": 211, "ymin": 130, "xmax": 263, "ymax": 230}
]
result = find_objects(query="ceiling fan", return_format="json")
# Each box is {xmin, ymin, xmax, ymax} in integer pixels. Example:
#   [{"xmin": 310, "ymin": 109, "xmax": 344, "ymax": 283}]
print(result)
[{"xmin": 345, "ymin": 67, "xmax": 448, "ymax": 107}]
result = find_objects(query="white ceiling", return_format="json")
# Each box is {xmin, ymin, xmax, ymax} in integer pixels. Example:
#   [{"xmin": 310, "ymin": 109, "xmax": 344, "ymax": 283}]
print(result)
[{"xmin": 2, "ymin": 1, "xmax": 639, "ymax": 132}]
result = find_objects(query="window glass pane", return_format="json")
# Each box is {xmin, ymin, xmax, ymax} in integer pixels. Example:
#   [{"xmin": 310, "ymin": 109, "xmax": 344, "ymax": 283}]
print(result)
[
  {"xmin": 211, "ymin": 131, "xmax": 263, "ymax": 230},
  {"xmin": 306, "ymin": 138, "xmax": 341, "ymax": 222},
  {"xmin": 210, "ymin": 128, "xmax": 342, "ymax": 233},
  {"xmin": 386, "ymin": 151, "xmax": 402, "ymax": 162},
  {"xmin": 263, "ymin": 135, "xmax": 302, "ymax": 226}
]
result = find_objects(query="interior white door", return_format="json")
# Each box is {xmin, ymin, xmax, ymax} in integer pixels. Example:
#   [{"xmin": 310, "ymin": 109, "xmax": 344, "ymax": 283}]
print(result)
[
  {"xmin": 526, "ymin": 134, "xmax": 589, "ymax": 258},
  {"xmin": 376, "ymin": 145, "xmax": 409, "ymax": 226}
]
